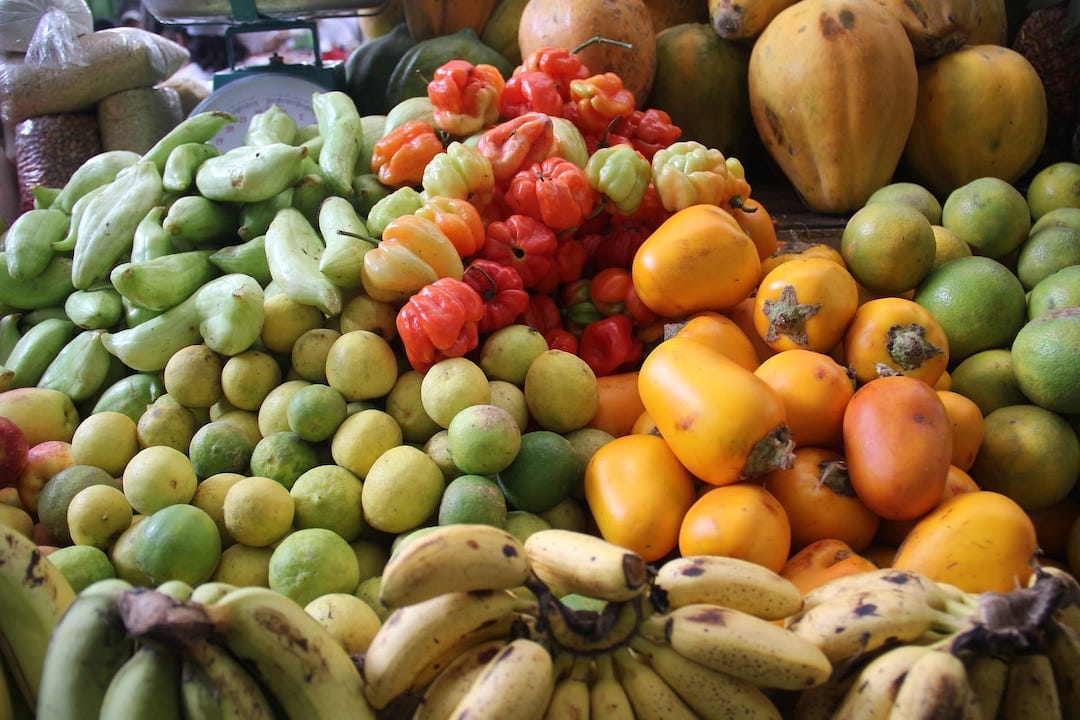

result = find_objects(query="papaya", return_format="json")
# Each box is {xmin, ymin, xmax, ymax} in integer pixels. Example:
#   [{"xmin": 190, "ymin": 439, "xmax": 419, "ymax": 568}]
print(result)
[
  {"xmin": 480, "ymin": 0, "xmax": 530, "ymax": 66},
  {"xmin": 344, "ymin": 22, "xmax": 416, "ymax": 117},
  {"xmin": 385, "ymin": 28, "xmax": 514, "ymax": 111}
]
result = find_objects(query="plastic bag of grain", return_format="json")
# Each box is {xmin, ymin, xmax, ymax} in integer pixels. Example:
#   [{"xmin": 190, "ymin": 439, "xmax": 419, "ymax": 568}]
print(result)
[
  {"xmin": 0, "ymin": 0, "xmax": 92, "ymax": 54},
  {"xmin": 13, "ymin": 111, "xmax": 101, "ymax": 213},
  {"xmin": 97, "ymin": 85, "xmax": 183, "ymax": 154}
]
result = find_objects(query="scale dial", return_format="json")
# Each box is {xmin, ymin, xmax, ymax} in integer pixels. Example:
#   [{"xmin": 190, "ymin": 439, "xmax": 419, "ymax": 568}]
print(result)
[{"xmin": 189, "ymin": 73, "xmax": 327, "ymax": 151}]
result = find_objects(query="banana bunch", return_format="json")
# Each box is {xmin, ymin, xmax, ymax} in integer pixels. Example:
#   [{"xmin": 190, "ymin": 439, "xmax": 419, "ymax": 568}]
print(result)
[
  {"xmin": 0, "ymin": 524, "xmax": 76, "ymax": 716},
  {"xmin": 361, "ymin": 523, "xmax": 837, "ymax": 719},
  {"xmin": 36, "ymin": 579, "xmax": 375, "ymax": 720}
]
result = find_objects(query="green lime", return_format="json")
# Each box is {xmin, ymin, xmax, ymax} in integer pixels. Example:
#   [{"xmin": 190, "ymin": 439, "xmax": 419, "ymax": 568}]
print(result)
[
  {"xmin": 1025, "ymin": 161, "xmax": 1080, "ymax": 220},
  {"xmin": 290, "ymin": 465, "xmax": 366, "ymax": 541},
  {"xmin": 67, "ymin": 484, "xmax": 133, "ymax": 550},
  {"xmin": 1015, "ymin": 226, "xmax": 1080, "ymax": 291},
  {"xmin": 223, "ymin": 475, "xmax": 296, "ymax": 548},
  {"xmin": 268, "ymin": 527, "xmax": 361, "ymax": 607},
  {"xmin": 123, "ymin": 445, "xmax": 198, "ymax": 515},
  {"xmin": 1027, "ymin": 265, "xmax": 1080, "ymax": 321},
  {"xmin": 134, "ymin": 504, "xmax": 222, "ymax": 587},
  {"xmin": 211, "ymin": 543, "xmax": 273, "ymax": 587},
  {"xmin": 539, "ymin": 496, "xmax": 589, "ymax": 533},
  {"xmin": 423, "ymin": 429, "xmax": 463, "ymax": 482},
  {"xmin": 949, "ymin": 348, "xmax": 1028, "ymax": 417},
  {"xmin": 249, "ymin": 431, "xmax": 321, "ymax": 490},
  {"xmin": 38, "ymin": 464, "xmax": 121, "ymax": 546},
  {"xmin": 362, "ymin": 445, "xmax": 446, "ymax": 534},
  {"xmin": 190, "ymin": 472, "xmax": 245, "ymax": 547},
  {"xmin": 523, "ymin": 350, "xmax": 599, "ymax": 433},
  {"xmin": 446, "ymin": 404, "xmax": 522, "ymax": 475},
  {"xmin": 135, "ymin": 395, "xmax": 198, "ymax": 453},
  {"xmin": 162, "ymin": 343, "xmax": 224, "ymax": 409},
  {"xmin": 504, "ymin": 510, "xmax": 551, "ymax": 544},
  {"xmin": 291, "ymin": 327, "xmax": 341, "ymax": 384},
  {"xmin": 1011, "ymin": 307, "xmax": 1080, "ymax": 415},
  {"xmin": 188, "ymin": 420, "xmax": 255, "ymax": 479},
  {"xmin": 438, "ymin": 474, "xmax": 508, "ymax": 526},
  {"xmin": 942, "ymin": 176, "xmax": 1031, "ymax": 259},
  {"xmin": 865, "ymin": 181, "xmax": 943, "ymax": 225},
  {"xmin": 109, "ymin": 517, "xmax": 152, "ymax": 587},
  {"xmin": 287, "ymin": 383, "xmax": 348, "ymax": 443},
  {"xmin": 46, "ymin": 544, "xmax": 116, "ymax": 593},
  {"xmin": 496, "ymin": 430, "xmax": 581, "ymax": 513}
]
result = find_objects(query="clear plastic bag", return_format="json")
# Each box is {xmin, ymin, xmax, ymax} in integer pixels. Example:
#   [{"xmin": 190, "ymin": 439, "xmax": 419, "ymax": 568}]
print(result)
[{"xmin": 0, "ymin": 0, "xmax": 92, "ymax": 54}]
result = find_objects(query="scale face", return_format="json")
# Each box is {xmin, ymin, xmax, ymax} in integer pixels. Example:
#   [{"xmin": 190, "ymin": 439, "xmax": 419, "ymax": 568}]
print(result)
[{"xmin": 190, "ymin": 73, "xmax": 327, "ymax": 151}]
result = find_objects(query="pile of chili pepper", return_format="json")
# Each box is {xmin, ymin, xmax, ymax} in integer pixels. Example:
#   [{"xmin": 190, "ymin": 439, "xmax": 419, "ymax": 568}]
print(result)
[{"xmin": 371, "ymin": 44, "xmax": 753, "ymax": 376}]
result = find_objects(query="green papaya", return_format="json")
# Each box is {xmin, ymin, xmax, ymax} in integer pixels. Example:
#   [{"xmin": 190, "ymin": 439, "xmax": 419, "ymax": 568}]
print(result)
[
  {"xmin": 345, "ymin": 22, "xmax": 417, "ymax": 117},
  {"xmin": 385, "ymin": 28, "xmax": 513, "ymax": 111}
]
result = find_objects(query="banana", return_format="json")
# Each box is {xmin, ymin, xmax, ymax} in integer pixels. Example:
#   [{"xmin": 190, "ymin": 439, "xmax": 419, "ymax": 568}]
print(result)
[
  {"xmin": 786, "ymin": 587, "xmax": 967, "ymax": 665},
  {"xmin": 4, "ymin": 316, "xmax": 76, "ymax": 388},
  {"xmin": 964, "ymin": 653, "xmax": 1010, "ymax": 720},
  {"xmin": 264, "ymin": 207, "xmax": 343, "ymax": 316},
  {"xmin": 638, "ymin": 602, "xmax": 833, "ymax": 690},
  {"xmin": 888, "ymin": 648, "xmax": 974, "ymax": 720},
  {"xmin": 999, "ymin": 652, "xmax": 1061, "ymax": 720},
  {"xmin": 361, "ymin": 589, "xmax": 532, "ymax": 709},
  {"xmin": 628, "ymin": 634, "xmax": 783, "ymax": 720},
  {"xmin": 0, "ymin": 653, "xmax": 13, "ymax": 720},
  {"xmin": 523, "ymin": 529, "xmax": 650, "ymax": 602},
  {"xmin": 202, "ymin": 585, "xmax": 374, "ymax": 720},
  {"xmin": 610, "ymin": 645, "xmax": 698, "ymax": 720},
  {"xmin": 589, "ymin": 652, "xmax": 634, "ymax": 720},
  {"xmin": 0, "ymin": 525, "xmax": 77, "ymax": 710},
  {"xmin": 414, "ymin": 640, "xmax": 508, "ymax": 720},
  {"xmin": 99, "ymin": 289, "xmax": 202, "ymax": 372},
  {"xmin": 793, "ymin": 669, "xmax": 859, "ymax": 720},
  {"xmin": 179, "ymin": 637, "xmax": 277, "ymax": 720},
  {"xmin": 536, "ymin": 592, "xmax": 644, "ymax": 654},
  {"xmin": 791, "ymin": 568, "xmax": 963, "ymax": 623},
  {"xmin": 98, "ymin": 644, "xmax": 182, "ymax": 720},
  {"xmin": 652, "ymin": 553, "xmax": 803, "ymax": 620},
  {"xmin": 1041, "ymin": 617, "xmax": 1080, "ymax": 720},
  {"xmin": 446, "ymin": 637, "xmax": 556, "ymax": 720},
  {"xmin": 378, "ymin": 523, "xmax": 532, "ymax": 609},
  {"xmin": 36, "ymin": 579, "xmax": 136, "ymax": 720},
  {"xmin": 544, "ymin": 654, "xmax": 592, "ymax": 720},
  {"xmin": 188, "ymin": 581, "xmax": 238, "ymax": 606},
  {"xmin": 828, "ymin": 644, "xmax": 931, "ymax": 720}
]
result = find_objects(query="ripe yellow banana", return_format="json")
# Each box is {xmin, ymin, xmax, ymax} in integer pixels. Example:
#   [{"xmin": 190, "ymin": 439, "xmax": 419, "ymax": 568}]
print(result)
[
  {"xmin": 204, "ymin": 585, "xmax": 374, "ymax": 720},
  {"xmin": 179, "ymin": 637, "xmax": 276, "ymax": 720},
  {"xmin": 628, "ymin": 634, "xmax": 783, "ymax": 720},
  {"xmin": 378, "ymin": 523, "xmax": 532, "ymax": 609},
  {"xmin": 523, "ymin": 529, "xmax": 649, "ymax": 602},
  {"xmin": 0, "ymin": 656, "xmax": 13, "ymax": 720},
  {"xmin": 98, "ymin": 645, "xmax": 182, "ymax": 720},
  {"xmin": 792, "ymin": 668, "xmax": 859, "ymax": 720},
  {"xmin": 544, "ymin": 654, "xmax": 592, "ymax": 720},
  {"xmin": 653, "ymin": 553, "xmax": 803, "ymax": 620},
  {"xmin": 446, "ymin": 637, "xmax": 556, "ymax": 720},
  {"xmin": 999, "ymin": 652, "xmax": 1061, "ymax": 720},
  {"xmin": 963, "ymin": 653, "xmax": 1010, "ymax": 720},
  {"xmin": 889, "ymin": 648, "xmax": 976, "ymax": 720},
  {"xmin": 589, "ymin": 652, "xmax": 635, "ymax": 720},
  {"xmin": 414, "ymin": 640, "xmax": 507, "ymax": 720},
  {"xmin": 791, "ymin": 568, "xmax": 962, "ymax": 624},
  {"xmin": 536, "ymin": 592, "xmax": 643, "ymax": 654},
  {"xmin": 1041, "ymin": 617, "xmax": 1080, "ymax": 720},
  {"xmin": 362, "ymin": 589, "xmax": 532, "ymax": 710},
  {"xmin": 830, "ymin": 644, "xmax": 931, "ymax": 720},
  {"xmin": 610, "ymin": 646, "xmax": 698, "ymax": 720},
  {"xmin": 0, "ymin": 525, "xmax": 77, "ymax": 710},
  {"xmin": 639, "ymin": 602, "xmax": 833, "ymax": 690}
]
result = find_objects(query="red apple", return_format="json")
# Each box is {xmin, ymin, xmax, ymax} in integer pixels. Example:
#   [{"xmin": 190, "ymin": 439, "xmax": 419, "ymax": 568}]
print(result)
[
  {"xmin": 16, "ymin": 440, "xmax": 74, "ymax": 516},
  {"xmin": 0, "ymin": 416, "xmax": 29, "ymax": 489}
]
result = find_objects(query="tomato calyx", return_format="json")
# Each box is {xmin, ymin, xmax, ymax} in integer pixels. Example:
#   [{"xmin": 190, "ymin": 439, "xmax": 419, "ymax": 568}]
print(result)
[
  {"xmin": 760, "ymin": 284, "xmax": 823, "ymax": 348},
  {"xmin": 885, "ymin": 322, "xmax": 946, "ymax": 371},
  {"xmin": 740, "ymin": 425, "xmax": 797, "ymax": 481}
]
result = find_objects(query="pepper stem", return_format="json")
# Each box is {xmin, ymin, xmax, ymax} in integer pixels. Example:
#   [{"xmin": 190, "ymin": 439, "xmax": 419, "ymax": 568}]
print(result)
[{"xmin": 572, "ymin": 35, "xmax": 635, "ymax": 54}]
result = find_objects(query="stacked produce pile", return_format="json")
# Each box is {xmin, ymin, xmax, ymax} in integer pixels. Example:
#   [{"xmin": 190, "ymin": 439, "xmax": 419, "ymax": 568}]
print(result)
[{"xmin": 0, "ymin": 0, "xmax": 1078, "ymax": 718}]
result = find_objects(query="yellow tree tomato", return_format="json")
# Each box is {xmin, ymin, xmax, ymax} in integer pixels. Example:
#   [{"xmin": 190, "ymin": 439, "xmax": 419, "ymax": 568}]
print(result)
[
  {"xmin": 678, "ymin": 483, "xmax": 792, "ymax": 573},
  {"xmin": 753, "ymin": 348, "xmax": 855, "ymax": 450},
  {"xmin": 842, "ymin": 296, "xmax": 950, "ymax": 387},
  {"xmin": 753, "ymin": 257, "xmax": 859, "ymax": 354}
]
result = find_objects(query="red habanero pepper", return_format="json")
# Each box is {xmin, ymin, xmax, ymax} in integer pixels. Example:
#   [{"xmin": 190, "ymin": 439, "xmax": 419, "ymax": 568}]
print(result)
[
  {"xmin": 477, "ymin": 214, "xmax": 559, "ymax": 290},
  {"xmin": 616, "ymin": 109, "xmax": 682, "ymax": 161},
  {"xmin": 370, "ymin": 120, "xmax": 445, "ymax": 188},
  {"xmin": 566, "ymin": 73, "xmax": 636, "ymax": 136},
  {"xmin": 427, "ymin": 60, "xmax": 506, "ymax": 136},
  {"xmin": 462, "ymin": 258, "xmax": 530, "ymax": 334},
  {"xmin": 515, "ymin": 46, "xmax": 591, "ymax": 100},
  {"xmin": 505, "ymin": 156, "xmax": 598, "ymax": 234},
  {"xmin": 544, "ymin": 327, "xmax": 579, "ymax": 354},
  {"xmin": 499, "ymin": 70, "xmax": 563, "ymax": 119},
  {"xmin": 414, "ymin": 195, "xmax": 486, "ymax": 259},
  {"xmin": 396, "ymin": 277, "xmax": 485, "ymax": 373},
  {"xmin": 588, "ymin": 267, "xmax": 658, "ymax": 326},
  {"xmin": 519, "ymin": 292, "xmax": 562, "ymax": 333},
  {"xmin": 581, "ymin": 218, "xmax": 652, "ymax": 272},
  {"xmin": 577, "ymin": 314, "xmax": 642, "ymax": 377},
  {"xmin": 555, "ymin": 235, "xmax": 588, "ymax": 286},
  {"xmin": 476, "ymin": 112, "xmax": 555, "ymax": 184}
]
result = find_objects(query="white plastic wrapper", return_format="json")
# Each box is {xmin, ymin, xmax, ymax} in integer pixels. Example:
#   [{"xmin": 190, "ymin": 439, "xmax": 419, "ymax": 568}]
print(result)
[{"xmin": 0, "ymin": 0, "xmax": 92, "ymax": 53}]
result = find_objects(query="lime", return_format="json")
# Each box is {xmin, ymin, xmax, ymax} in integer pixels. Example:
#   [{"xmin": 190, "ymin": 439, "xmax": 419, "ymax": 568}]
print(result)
[
  {"xmin": 930, "ymin": 225, "xmax": 972, "ymax": 270},
  {"xmin": 354, "ymin": 576, "xmax": 390, "ymax": 621},
  {"xmin": 260, "ymin": 292, "xmax": 324, "ymax": 356},
  {"xmin": 339, "ymin": 293, "xmax": 398, "ymax": 338},
  {"xmin": 290, "ymin": 328, "xmax": 341, "ymax": 384},
  {"xmin": 249, "ymin": 431, "xmax": 320, "ymax": 490},
  {"xmin": 942, "ymin": 177, "xmax": 1031, "ymax": 258},
  {"xmin": 211, "ymin": 543, "xmax": 273, "ymax": 587},
  {"xmin": 496, "ymin": 430, "xmax": 581, "ymax": 513},
  {"xmin": 223, "ymin": 475, "xmax": 296, "ymax": 547},
  {"xmin": 478, "ymin": 324, "xmax": 550, "ymax": 386},
  {"xmin": 213, "ymin": 409, "xmax": 263, "ymax": 448},
  {"xmin": 304, "ymin": 593, "xmax": 382, "ymax": 655},
  {"xmin": 286, "ymin": 383, "xmax": 348, "ymax": 442},
  {"xmin": 188, "ymin": 420, "xmax": 255, "ymax": 479},
  {"xmin": 384, "ymin": 370, "xmax": 442, "ymax": 444},
  {"xmin": 67, "ymin": 483, "xmax": 133, "ymax": 549},
  {"xmin": 257, "ymin": 379, "xmax": 311, "ymax": 437},
  {"xmin": 865, "ymin": 181, "xmax": 943, "ymax": 225},
  {"xmin": 70, "ymin": 411, "xmax": 140, "ymax": 477},
  {"xmin": 504, "ymin": 510, "xmax": 551, "ymax": 544},
  {"xmin": 564, "ymin": 427, "xmax": 616, "ymax": 495},
  {"xmin": 38, "ymin": 464, "xmax": 120, "ymax": 546},
  {"xmin": 1025, "ymin": 161, "xmax": 1080, "ymax": 220},
  {"xmin": 46, "ymin": 544, "xmax": 116, "ymax": 593},
  {"xmin": 1031, "ymin": 207, "xmax": 1080, "ymax": 237},
  {"xmin": 0, "ymin": 504, "xmax": 33, "ymax": 538},
  {"xmin": 290, "ymin": 464, "xmax": 365, "ymax": 541},
  {"xmin": 523, "ymin": 350, "xmax": 599, "ymax": 433},
  {"xmin": 362, "ymin": 445, "xmax": 445, "ymax": 534},
  {"xmin": 109, "ymin": 516, "xmax": 152, "ymax": 586},
  {"xmin": 948, "ymin": 348, "xmax": 1029, "ymax": 416},
  {"xmin": 134, "ymin": 503, "xmax": 222, "ymax": 586},
  {"xmin": 325, "ymin": 330, "xmax": 400, "ymax": 402},
  {"xmin": 420, "ymin": 357, "xmax": 492, "ymax": 428},
  {"xmin": 539, "ymin": 496, "xmax": 589, "ymax": 533},
  {"xmin": 1015, "ymin": 226, "xmax": 1080, "ymax": 291},
  {"xmin": 330, "ymin": 409, "xmax": 403, "ymax": 480},
  {"xmin": 423, "ymin": 429, "xmax": 463, "ymax": 482},
  {"xmin": 191, "ymin": 472, "xmax": 245, "ymax": 546},
  {"xmin": 912, "ymin": 255, "xmax": 1027, "ymax": 363},
  {"xmin": 438, "ymin": 474, "xmax": 508, "ymax": 526},
  {"xmin": 840, "ymin": 201, "xmax": 936, "ymax": 295},
  {"xmin": 487, "ymin": 380, "xmax": 529, "ymax": 432},
  {"xmin": 1027, "ymin": 265, "xmax": 1080, "ymax": 321},
  {"xmin": 122, "ymin": 445, "xmax": 198, "ymax": 515},
  {"xmin": 351, "ymin": 539, "xmax": 390, "ymax": 584},
  {"xmin": 135, "ymin": 396, "xmax": 198, "ymax": 453},
  {"xmin": 268, "ymin": 527, "xmax": 361, "ymax": 607},
  {"xmin": 446, "ymin": 404, "xmax": 521, "ymax": 475},
  {"xmin": 220, "ymin": 349, "xmax": 284, "ymax": 411},
  {"xmin": 1011, "ymin": 307, "xmax": 1080, "ymax": 414},
  {"xmin": 162, "ymin": 344, "xmax": 224, "ymax": 409}
]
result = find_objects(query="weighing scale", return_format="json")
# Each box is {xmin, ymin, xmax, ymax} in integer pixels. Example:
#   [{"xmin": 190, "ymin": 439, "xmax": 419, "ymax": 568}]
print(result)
[{"xmin": 145, "ymin": 0, "xmax": 387, "ymax": 151}]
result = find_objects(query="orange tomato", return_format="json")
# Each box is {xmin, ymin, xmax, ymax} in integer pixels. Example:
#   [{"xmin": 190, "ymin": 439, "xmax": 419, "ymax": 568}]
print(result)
[
  {"xmin": 778, "ymin": 538, "xmax": 879, "ymax": 597},
  {"xmin": 760, "ymin": 238, "xmax": 846, "ymax": 278},
  {"xmin": 730, "ymin": 198, "xmax": 779, "ymax": 261},
  {"xmin": 678, "ymin": 483, "xmax": 792, "ymax": 573},
  {"xmin": 842, "ymin": 297, "xmax": 950, "ymax": 387},
  {"xmin": 753, "ymin": 257, "xmax": 859, "ymax": 354},
  {"xmin": 630, "ymin": 409, "xmax": 657, "ymax": 435},
  {"xmin": 932, "ymin": 369, "xmax": 953, "ymax": 391},
  {"xmin": 843, "ymin": 375, "xmax": 953, "ymax": 521},
  {"xmin": 584, "ymin": 433, "xmax": 697, "ymax": 562},
  {"xmin": 631, "ymin": 203, "xmax": 761, "ymax": 318},
  {"xmin": 726, "ymin": 297, "xmax": 778, "ymax": 364},
  {"xmin": 586, "ymin": 371, "xmax": 646, "ymax": 438},
  {"xmin": 762, "ymin": 446, "xmax": 880, "ymax": 552},
  {"xmin": 935, "ymin": 390, "xmax": 985, "ymax": 471},
  {"xmin": 753, "ymin": 349, "xmax": 855, "ymax": 449},
  {"xmin": 892, "ymin": 490, "xmax": 1039, "ymax": 593},
  {"xmin": 673, "ymin": 311, "xmax": 761, "ymax": 372},
  {"xmin": 638, "ymin": 336, "xmax": 794, "ymax": 486}
]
